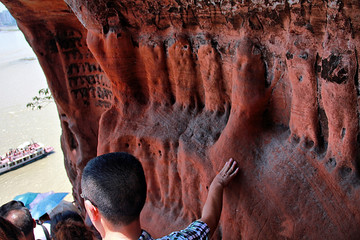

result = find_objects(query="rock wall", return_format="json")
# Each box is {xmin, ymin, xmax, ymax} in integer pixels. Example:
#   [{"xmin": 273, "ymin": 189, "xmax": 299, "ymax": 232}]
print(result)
[{"xmin": 2, "ymin": 0, "xmax": 360, "ymax": 239}]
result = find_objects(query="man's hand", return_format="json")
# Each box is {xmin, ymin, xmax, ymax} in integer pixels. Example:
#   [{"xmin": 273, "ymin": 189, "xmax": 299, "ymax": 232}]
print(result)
[{"xmin": 214, "ymin": 158, "xmax": 239, "ymax": 187}]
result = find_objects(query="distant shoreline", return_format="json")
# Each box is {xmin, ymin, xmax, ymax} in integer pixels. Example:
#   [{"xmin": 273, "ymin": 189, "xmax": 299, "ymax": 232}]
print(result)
[{"xmin": 0, "ymin": 25, "xmax": 19, "ymax": 31}]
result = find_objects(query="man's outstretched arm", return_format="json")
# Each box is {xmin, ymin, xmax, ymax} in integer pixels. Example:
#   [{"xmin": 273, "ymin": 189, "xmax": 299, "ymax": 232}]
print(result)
[{"xmin": 199, "ymin": 158, "xmax": 239, "ymax": 238}]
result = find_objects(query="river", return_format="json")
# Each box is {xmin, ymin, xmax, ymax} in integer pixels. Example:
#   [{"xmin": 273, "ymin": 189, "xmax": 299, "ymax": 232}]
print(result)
[{"xmin": 0, "ymin": 26, "xmax": 73, "ymax": 204}]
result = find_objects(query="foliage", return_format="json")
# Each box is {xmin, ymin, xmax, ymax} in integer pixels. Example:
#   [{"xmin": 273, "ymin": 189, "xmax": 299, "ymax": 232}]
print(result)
[{"xmin": 26, "ymin": 88, "xmax": 53, "ymax": 110}]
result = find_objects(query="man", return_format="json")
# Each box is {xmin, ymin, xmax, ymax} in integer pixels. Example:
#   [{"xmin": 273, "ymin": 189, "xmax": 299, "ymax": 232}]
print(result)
[
  {"xmin": 0, "ymin": 201, "xmax": 36, "ymax": 240},
  {"xmin": 82, "ymin": 152, "xmax": 239, "ymax": 239}
]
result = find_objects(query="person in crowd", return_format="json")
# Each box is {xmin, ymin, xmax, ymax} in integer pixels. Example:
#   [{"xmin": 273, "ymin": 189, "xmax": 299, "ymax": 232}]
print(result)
[
  {"xmin": 0, "ymin": 201, "xmax": 35, "ymax": 240},
  {"xmin": 0, "ymin": 200, "xmax": 50, "ymax": 240},
  {"xmin": 50, "ymin": 210, "xmax": 94, "ymax": 240},
  {"xmin": 81, "ymin": 152, "xmax": 239, "ymax": 240},
  {"xmin": 0, "ymin": 216, "xmax": 25, "ymax": 240},
  {"xmin": 34, "ymin": 214, "xmax": 51, "ymax": 240}
]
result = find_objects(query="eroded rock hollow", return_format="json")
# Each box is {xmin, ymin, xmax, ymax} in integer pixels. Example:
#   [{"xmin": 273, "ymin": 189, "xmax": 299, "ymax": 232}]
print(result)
[{"xmin": 2, "ymin": 0, "xmax": 360, "ymax": 238}]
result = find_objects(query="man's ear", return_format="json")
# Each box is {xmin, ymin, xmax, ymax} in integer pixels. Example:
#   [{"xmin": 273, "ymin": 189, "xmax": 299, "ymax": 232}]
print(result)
[
  {"xmin": 84, "ymin": 200, "xmax": 99, "ymax": 222},
  {"xmin": 84, "ymin": 200, "xmax": 105, "ymax": 238},
  {"xmin": 32, "ymin": 219, "xmax": 36, "ymax": 228}
]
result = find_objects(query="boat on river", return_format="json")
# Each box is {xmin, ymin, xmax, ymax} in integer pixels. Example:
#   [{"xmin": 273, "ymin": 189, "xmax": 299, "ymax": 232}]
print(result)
[{"xmin": 0, "ymin": 142, "xmax": 54, "ymax": 174}]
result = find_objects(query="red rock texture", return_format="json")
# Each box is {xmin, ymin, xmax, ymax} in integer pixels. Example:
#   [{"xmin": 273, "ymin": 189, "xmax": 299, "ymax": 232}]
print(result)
[{"xmin": 2, "ymin": 0, "xmax": 360, "ymax": 239}]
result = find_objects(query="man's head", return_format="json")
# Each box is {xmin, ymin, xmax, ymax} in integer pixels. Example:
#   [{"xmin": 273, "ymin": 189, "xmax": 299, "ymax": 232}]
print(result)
[
  {"xmin": 81, "ymin": 152, "xmax": 147, "ymax": 228},
  {"xmin": 0, "ymin": 201, "xmax": 34, "ymax": 240},
  {"xmin": 0, "ymin": 201, "xmax": 24, "ymax": 216}
]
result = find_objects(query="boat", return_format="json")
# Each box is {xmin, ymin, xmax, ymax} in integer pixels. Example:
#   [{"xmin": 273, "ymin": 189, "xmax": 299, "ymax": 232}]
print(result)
[{"xmin": 0, "ymin": 141, "xmax": 54, "ymax": 174}]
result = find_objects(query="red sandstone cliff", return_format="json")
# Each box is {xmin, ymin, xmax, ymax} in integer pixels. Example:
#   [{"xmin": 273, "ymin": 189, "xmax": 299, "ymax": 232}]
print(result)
[{"xmin": 2, "ymin": 0, "xmax": 360, "ymax": 239}]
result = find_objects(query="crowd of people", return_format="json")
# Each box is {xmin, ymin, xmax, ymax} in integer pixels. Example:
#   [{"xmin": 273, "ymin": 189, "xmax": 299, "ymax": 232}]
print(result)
[
  {"xmin": 0, "ymin": 152, "xmax": 239, "ymax": 240},
  {"xmin": 0, "ymin": 200, "xmax": 96, "ymax": 240}
]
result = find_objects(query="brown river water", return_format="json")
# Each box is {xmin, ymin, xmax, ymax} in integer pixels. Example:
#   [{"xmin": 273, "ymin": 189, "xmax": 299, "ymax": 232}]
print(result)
[{"xmin": 0, "ymin": 27, "xmax": 73, "ymax": 205}]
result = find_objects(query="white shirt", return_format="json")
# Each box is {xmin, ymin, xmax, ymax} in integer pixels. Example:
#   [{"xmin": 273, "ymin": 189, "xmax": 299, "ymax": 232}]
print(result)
[{"xmin": 33, "ymin": 222, "xmax": 51, "ymax": 240}]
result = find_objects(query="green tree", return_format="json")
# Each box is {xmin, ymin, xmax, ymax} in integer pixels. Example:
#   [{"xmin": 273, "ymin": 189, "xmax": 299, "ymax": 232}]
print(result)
[{"xmin": 26, "ymin": 88, "xmax": 53, "ymax": 110}]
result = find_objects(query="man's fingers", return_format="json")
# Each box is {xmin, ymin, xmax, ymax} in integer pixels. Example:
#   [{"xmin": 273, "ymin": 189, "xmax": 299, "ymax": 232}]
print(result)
[
  {"xmin": 226, "ymin": 159, "xmax": 238, "ymax": 175},
  {"xmin": 221, "ymin": 158, "xmax": 232, "ymax": 173},
  {"xmin": 229, "ymin": 167, "xmax": 239, "ymax": 178},
  {"xmin": 226, "ymin": 158, "xmax": 233, "ymax": 168},
  {"xmin": 219, "ymin": 158, "xmax": 239, "ymax": 183}
]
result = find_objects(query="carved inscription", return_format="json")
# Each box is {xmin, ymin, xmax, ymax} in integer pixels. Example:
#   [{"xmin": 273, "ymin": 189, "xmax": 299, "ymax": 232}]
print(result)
[
  {"xmin": 71, "ymin": 86, "xmax": 112, "ymax": 100},
  {"xmin": 67, "ymin": 62, "xmax": 103, "ymax": 75},
  {"xmin": 68, "ymin": 74, "xmax": 107, "ymax": 87},
  {"xmin": 57, "ymin": 30, "xmax": 113, "ymax": 108}
]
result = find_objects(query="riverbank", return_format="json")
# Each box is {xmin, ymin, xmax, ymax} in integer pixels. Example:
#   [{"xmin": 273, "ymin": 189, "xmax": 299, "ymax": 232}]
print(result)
[{"xmin": 0, "ymin": 26, "xmax": 73, "ymax": 204}]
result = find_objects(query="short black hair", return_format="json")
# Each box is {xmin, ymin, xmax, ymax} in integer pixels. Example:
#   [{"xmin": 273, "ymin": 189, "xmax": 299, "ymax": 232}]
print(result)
[
  {"xmin": 81, "ymin": 152, "xmax": 147, "ymax": 226},
  {"xmin": 0, "ymin": 201, "xmax": 24, "ymax": 216},
  {"xmin": 0, "ymin": 201, "xmax": 33, "ymax": 236}
]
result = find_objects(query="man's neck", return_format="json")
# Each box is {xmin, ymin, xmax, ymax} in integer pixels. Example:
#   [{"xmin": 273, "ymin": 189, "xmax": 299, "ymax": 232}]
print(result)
[{"xmin": 103, "ymin": 219, "xmax": 142, "ymax": 240}]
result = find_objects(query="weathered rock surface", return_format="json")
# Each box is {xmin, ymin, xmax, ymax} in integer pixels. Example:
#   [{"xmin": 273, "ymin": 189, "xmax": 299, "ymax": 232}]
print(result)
[{"xmin": 2, "ymin": 0, "xmax": 360, "ymax": 239}]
